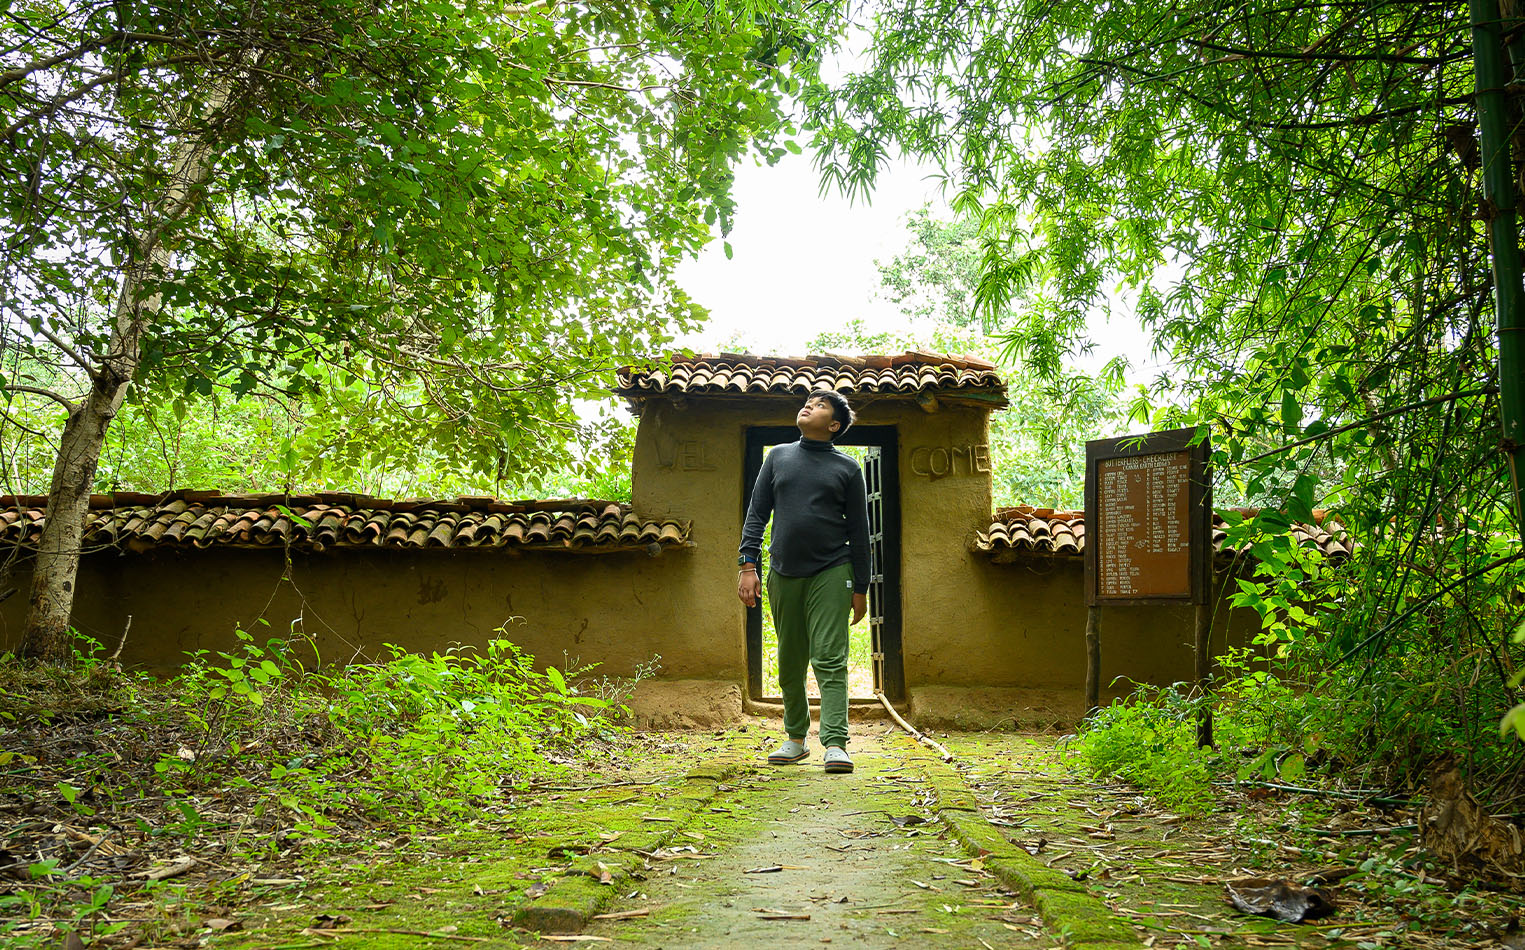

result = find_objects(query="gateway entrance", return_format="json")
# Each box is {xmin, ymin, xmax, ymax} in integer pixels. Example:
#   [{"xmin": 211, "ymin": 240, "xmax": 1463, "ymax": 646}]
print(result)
[{"xmin": 742, "ymin": 425, "xmax": 904, "ymax": 703}]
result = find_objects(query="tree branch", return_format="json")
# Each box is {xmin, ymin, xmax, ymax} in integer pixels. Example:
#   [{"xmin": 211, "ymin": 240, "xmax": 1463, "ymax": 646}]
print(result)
[
  {"xmin": 0, "ymin": 31, "xmax": 195, "ymax": 89},
  {"xmin": 1237, "ymin": 387, "xmax": 1497, "ymax": 465},
  {"xmin": 0, "ymin": 403, "xmax": 53, "ymax": 439},
  {"xmin": 544, "ymin": 77, "xmax": 672, "ymax": 94},
  {"xmin": 33, "ymin": 324, "xmax": 95, "ymax": 373},
  {"xmin": 1246, "ymin": 96, "xmax": 1470, "ymax": 132},
  {"xmin": 1184, "ymin": 37, "xmax": 1463, "ymax": 67},
  {"xmin": 1, "ymin": 52, "xmax": 217, "ymax": 143},
  {"xmin": 0, "ymin": 384, "xmax": 79, "ymax": 413}
]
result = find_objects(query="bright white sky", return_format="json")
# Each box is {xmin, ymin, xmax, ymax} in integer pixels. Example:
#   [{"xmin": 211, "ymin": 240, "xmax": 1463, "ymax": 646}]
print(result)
[
  {"xmin": 672, "ymin": 150, "xmax": 1164, "ymax": 385},
  {"xmin": 674, "ymin": 151, "xmax": 949, "ymax": 356},
  {"xmin": 670, "ymin": 28, "xmax": 1164, "ymax": 379}
]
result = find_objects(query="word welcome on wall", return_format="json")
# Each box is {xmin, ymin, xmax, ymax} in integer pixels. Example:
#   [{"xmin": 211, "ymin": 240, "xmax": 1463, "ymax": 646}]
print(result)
[{"xmin": 910, "ymin": 444, "xmax": 991, "ymax": 479}]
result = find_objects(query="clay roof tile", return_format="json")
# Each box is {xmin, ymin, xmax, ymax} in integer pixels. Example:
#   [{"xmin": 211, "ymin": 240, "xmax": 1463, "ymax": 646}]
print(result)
[
  {"xmin": 383, "ymin": 517, "xmax": 410, "ymax": 546},
  {"xmin": 0, "ymin": 495, "xmax": 690, "ymax": 556},
  {"xmin": 616, "ymin": 350, "xmax": 1006, "ymax": 404},
  {"xmin": 178, "ymin": 510, "xmax": 219, "ymax": 544},
  {"xmin": 453, "ymin": 513, "xmax": 482, "ymax": 546},
  {"xmin": 139, "ymin": 511, "xmax": 177, "ymax": 542},
  {"xmin": 977, "ymin": 511, "xmax": 1351, "ymax": 562},
  {"xmin": 425, "ymin": 516, "xmax": 456, "ymax": 547}
]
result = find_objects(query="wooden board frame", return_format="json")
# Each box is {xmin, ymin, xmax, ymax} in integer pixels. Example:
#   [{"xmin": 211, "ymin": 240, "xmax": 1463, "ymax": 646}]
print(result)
[{"xmin": 1084, "ymin": 426, "xmax": 1212, "ymax": 607}]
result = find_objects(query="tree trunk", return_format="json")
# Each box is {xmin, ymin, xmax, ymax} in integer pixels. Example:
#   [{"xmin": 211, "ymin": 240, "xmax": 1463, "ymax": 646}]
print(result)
[
  {"xmin": 20, "ymin": 376, "xmax": 132, "ymax": 660},
  {"xmin": 18, "ymin": 99, "xmax": 228, "ymax": 660}
]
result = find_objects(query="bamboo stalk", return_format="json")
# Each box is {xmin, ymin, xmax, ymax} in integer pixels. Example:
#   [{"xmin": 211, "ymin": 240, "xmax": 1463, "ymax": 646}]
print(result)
[{"xmin": 1472, "ymin": 0, "xmax": 1525, "ymax": 541}]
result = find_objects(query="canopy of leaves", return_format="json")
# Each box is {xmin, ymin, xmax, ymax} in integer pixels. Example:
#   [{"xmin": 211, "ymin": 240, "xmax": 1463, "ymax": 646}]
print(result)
[
  {"xmin": 875, "ymin": 206, "xmax": 987, "ymax": 330},
  {"xmin": 1, "ymin": 0, "xmax": 833, "ymax": 486},
  {"xmin": 807, "ymin": 1, "xmax": 1525, "ymax": 795},
  {"xmin": 810, "ymin": 209, "xmax": 1125, "ymax": 508}
]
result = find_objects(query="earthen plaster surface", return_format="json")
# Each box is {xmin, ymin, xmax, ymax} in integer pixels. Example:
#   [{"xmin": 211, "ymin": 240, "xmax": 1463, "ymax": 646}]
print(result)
[{"xmin": 1, "ymin": 386, "xmax": 1264, "ymax": 729}]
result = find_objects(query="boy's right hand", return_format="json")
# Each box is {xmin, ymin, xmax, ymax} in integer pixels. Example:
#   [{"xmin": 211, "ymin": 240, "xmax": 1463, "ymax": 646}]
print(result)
[{"xmin": 738, "ymin": 569, "xmax": 760, "ymax": 607}]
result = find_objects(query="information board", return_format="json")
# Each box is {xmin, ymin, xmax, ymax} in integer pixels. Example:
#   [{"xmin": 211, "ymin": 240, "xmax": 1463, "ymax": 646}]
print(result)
[{"xmin": 1084, "ymin": 428, "xmax": 1211, "ymax": 606}]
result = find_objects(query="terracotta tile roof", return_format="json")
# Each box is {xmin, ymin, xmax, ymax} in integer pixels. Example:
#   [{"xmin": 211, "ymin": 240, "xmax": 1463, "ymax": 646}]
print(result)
[
  {"xmin": 975, "ymin": 507, "xmax": 1353, "ymax": 561},
  {"xmin": 616, "ymin": 351, "xmax": 1007, "ymax": 405},
  {"xmin": 0, "ymin": 493, "xmax": 690, "ymax": 554}
]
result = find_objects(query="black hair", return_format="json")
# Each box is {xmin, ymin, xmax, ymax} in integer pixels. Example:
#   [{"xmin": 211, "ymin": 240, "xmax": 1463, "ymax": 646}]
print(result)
[{"xmin": 810, "ymin": 389, "xmax": 855, "ymax": 440}]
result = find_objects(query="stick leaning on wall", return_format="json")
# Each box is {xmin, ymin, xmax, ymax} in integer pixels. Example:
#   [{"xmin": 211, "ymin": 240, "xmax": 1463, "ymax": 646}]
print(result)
[{"xmin": 876, "ymin": 690, "xmax": 953, "ymax": 761}]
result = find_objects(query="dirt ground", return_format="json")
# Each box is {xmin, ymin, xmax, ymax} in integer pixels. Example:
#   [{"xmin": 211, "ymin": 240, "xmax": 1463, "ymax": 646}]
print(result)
[{"xmin": 11, "ymin": 718, "xmax": 1525, "ymax": 948}]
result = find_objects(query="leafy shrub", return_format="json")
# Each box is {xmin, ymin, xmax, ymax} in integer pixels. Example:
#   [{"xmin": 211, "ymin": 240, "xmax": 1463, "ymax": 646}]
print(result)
[
  {"xmin": 318, "ymin": 637, "xmax": 620, "ymax": 817},
  {"xmin": 1074, "ymin": 682, "xmax": 1216, "ymax": 815},
  {"xmin": 149, "ymin": 622, "xmax": 648, "ymax": 838}
]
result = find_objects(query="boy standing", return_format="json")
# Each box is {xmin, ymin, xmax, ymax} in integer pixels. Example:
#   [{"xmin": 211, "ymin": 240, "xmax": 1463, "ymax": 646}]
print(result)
[{"xmin": 737, "ymin": 390, "xmax": 870, "ymax": 774}]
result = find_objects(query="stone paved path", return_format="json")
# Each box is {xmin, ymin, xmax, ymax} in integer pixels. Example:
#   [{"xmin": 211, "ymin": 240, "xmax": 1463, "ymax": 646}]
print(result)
[{"xmin": 587, "ymin": 727, "xmax": 1054, "ymax": 948}]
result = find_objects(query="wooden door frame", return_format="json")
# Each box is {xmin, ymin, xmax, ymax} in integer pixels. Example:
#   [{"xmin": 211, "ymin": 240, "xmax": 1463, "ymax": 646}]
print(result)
[{"xmin": 742, "ymin": 425, "xmax": 904, "ymax": 703}]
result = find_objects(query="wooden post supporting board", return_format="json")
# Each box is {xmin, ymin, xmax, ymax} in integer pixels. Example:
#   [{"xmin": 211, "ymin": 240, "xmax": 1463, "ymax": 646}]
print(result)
[
  {"xmin": 1195, "ymin": 602, "xmax": 1213, "ymax": 747},
  {"xmin": 1085, "ymin": 605, "xmax": 1101, "ymax": 714}
]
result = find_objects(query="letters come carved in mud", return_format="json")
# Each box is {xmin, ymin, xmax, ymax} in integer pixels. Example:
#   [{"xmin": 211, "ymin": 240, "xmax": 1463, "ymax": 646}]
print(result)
[{"xmin": 910, "ymin": 444, "xmax": 990, "ymax": 479}]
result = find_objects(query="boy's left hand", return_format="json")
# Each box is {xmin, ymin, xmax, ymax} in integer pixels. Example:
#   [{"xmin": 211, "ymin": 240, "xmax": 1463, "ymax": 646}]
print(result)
[{"xmin": 852, "ymin": 593, "xmax": 867, "ymax": 624}]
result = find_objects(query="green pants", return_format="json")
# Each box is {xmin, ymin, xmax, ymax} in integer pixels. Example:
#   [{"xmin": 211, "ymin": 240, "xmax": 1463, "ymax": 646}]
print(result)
[{"xmin": 768, "ymin": 562, "xmax": 853, "ymax": 750}]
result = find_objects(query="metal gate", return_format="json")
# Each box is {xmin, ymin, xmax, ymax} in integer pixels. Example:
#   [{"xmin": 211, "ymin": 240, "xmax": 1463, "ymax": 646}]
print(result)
[{"xmin": 862, "ymin": 445, "xmax": 887, "ymax": 695}]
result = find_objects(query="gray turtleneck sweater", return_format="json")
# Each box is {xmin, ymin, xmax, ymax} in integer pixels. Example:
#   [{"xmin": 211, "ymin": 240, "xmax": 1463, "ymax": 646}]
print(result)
[{"xmin": 739, "ymin": 438, "xmax": 871, "ymax": 593}]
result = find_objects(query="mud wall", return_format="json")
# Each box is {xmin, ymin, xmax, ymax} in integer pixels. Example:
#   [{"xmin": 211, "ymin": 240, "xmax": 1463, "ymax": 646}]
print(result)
[
  {"xmin": 0, "ymin": 393, "xmax": 1264, "ymax": 729},
  {"xmin": 631, "ymin": 393, "xmax": 997, "ymax": 707},
  {"xmin": 630, "ymin": 394, "xmax": 1261, "ymax": 727},
  {"xmin": 912, "ymin": 558, "xmax": 1261, "ymax": 727},
  {"xmin": 0, "ymin": 548, "xmax": 693, "ymax": 675}
]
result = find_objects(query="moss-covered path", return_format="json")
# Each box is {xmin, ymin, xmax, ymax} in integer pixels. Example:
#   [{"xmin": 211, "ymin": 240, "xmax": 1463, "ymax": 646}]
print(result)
[
  {"xmin": 215, "ymin": 725, "xmax": 1094, "ymax": 949},
  {"xmin": 585, "ymin": 728, "xmax": 1050, "ymax": 948},
  {"xmin": 208, "ymin": 723, "xmax": 1511, "ymax": 949}
]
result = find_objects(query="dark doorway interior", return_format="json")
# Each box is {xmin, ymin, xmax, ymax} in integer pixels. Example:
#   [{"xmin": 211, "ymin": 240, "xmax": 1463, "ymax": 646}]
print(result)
[{"xmin": 743, "ymin": 425, "xmax": 904, "ymax": 703}]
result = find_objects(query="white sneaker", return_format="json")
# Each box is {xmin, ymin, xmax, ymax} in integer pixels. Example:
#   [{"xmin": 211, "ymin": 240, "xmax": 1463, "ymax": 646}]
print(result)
[{"xmin": 768, "ymin": 738, "xmax": 808, "ymax": 764}]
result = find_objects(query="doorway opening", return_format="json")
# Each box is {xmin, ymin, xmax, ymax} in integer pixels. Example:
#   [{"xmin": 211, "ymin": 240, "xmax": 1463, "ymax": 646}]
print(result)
[{"xmin": 743, "ymin": 425, "xmax": 903, "ymax": 704}]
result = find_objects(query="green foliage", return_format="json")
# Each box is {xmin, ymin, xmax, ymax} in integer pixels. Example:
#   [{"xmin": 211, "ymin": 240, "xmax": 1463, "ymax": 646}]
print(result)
[
  {"xmin": 1074, "ymin": 683, "xmax": 1215, "ymax": 815},
  {"xmin": 0, "ymin": 866, "xmax": 121, "ymax": 950},
  {"xmin": 813, "ymin": 0, "xmax": 1525, "ymax": 805},
  {"xmin": 0, "ymin": 626, "xmax": 659, "ymax": 944},
  {"xmin": 808, "ymin": 210, "xmax": 1126, "ymax": 508},
  {"xmin": 875, "ymin": 206, "xmax": 1005, "ymax": 332},
  {"xmin": 163, "ymin": 625, "xmax": 640, "ymax": 829},
  {"xmin": 1077, "ymin": 665, "xmax": 1326, "ymax": 814},
  {"xmin": 0, "ymin": 370, "xmax": 639, "ymax": 501},
  {"xmin": 1081, "ymin": 616, "xmax": 1525, "ymax": 816},
  {"xmin": 0, "ymin": 0, "xmax": 836, "ymax": 488},
  {"xmin": 991, "ymin": 368, "xmax": 1120, "ymax": 509}
]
